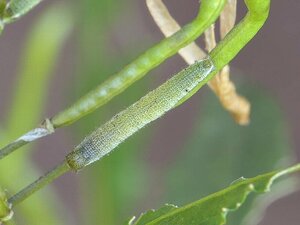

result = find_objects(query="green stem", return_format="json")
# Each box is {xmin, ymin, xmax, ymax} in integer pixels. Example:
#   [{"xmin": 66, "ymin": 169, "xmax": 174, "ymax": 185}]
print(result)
[
  {"xmin": 8, "ymin": 162, "xmax": 70, "ymax": 207},
  {"xmin": 0, "ymin": 0, "xmax": 226, "ymax": 159},
  {"xmin": 210, "ymin": 0, "xmax": 270, "ymax": 70},
  {"xmin": 177, "ymin": 0, "xmax": 270, "ymax": 106},
  {"xmin": 0, "ymin": 140, "xmax": 26, "ymax": 160}
]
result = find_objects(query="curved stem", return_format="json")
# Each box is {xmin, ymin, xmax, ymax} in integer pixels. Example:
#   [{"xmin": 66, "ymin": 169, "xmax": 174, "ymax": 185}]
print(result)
[
  {"xmin": 8, "ymin": 162, "xmax": 70, "ymax": 207},
  {"xmin": 177, "ymin": 0, "xmax": 271, "ymax": 106},
  {"xmin": 210, "ymin": 0, "xmax": 270, "ymax": 70}
]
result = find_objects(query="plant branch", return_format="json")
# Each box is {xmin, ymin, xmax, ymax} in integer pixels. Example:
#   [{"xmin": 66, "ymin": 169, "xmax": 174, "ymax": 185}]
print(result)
[
  {"xmin": 0, "ymin": 119, "xmax": 54, "ymax": 160},
  {"xmin": 8, "ymin": 162, "xmax": 70, "ymax": 207},
  {"xmin": 210, "ymin": 0, "xmax": 270, "ymax": 70},
  {"xmin": 176, "ymin": 0, "xmax": 270, "ymax": 106}
]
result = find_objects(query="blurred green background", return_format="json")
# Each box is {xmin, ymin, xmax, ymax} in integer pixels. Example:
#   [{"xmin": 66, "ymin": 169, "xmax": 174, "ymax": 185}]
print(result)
[{"xmin": 0, "ymin": 0, "xmax": 299, "ymax": 224}]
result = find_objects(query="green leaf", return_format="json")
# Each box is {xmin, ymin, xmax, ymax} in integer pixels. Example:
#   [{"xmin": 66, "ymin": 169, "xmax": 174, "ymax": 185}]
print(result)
[
  {"xmin": 165, "ymin": 84, "xmax": 293, "ymax": 224},
  {"xmin": 128, "ymin": 204, "xmax": 178, "ymax": 225},
  {"xmin": 127, "ymin": 164, "xmax": 300, "ymax": 225}
]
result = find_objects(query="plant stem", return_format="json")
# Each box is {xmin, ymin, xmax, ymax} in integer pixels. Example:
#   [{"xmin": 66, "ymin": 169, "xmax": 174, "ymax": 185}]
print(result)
[
  {"xmin": 210, "ymin": 0, "xmax": 270, "ymax": 70},
  {"xmin": 8, "ymin": 162, "xmax": 70, "ymax": 207},
  {"xmin": 0, "ymin": 140, "xmax": 26, "ymax": 160},
  {"xmin": 0, "ymin": 119, "xmax": 54, "ymax": 160},
  {"xmin": 176, "ymin": 0, "xmax": 271, "ymax": 106}
]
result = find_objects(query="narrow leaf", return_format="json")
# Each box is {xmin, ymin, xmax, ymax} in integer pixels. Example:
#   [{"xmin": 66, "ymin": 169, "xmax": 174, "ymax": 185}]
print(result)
[
  {"xmin": 128, "ymin": 164, "xmax": 300, "ymax": 225},
  {"xmin": 165, "ymin": 85, "xmax": 293, "ymax": 224}
]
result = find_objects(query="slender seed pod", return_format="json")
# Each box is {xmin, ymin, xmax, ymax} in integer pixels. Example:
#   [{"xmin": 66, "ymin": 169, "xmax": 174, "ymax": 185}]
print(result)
[{"xmin": 66, "ymin": 58, "xmax": 215, "ymax": 170}]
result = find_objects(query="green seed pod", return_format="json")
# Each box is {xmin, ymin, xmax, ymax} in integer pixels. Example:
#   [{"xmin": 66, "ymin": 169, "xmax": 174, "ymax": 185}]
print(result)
[{"xmin": 66, "ymin": 58, "xmax": 215, "ymax": 170}]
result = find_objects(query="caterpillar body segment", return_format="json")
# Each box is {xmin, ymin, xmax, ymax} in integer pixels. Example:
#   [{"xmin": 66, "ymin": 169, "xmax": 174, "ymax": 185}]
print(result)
[{"xmin": 66, "ymin": 58, "xmax": 215, "ymax": 170}]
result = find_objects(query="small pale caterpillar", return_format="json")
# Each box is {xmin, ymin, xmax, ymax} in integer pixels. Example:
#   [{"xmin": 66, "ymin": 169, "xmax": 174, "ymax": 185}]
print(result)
[{"xmin": 66, "ymin": 58, "xmax": 215, "ymax": 170}]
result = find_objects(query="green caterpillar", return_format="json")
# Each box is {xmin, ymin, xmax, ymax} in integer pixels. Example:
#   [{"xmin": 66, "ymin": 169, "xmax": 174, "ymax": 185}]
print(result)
[{"xmin": 66, "ymin": 58, "xmax": 215, "ymax": 170}]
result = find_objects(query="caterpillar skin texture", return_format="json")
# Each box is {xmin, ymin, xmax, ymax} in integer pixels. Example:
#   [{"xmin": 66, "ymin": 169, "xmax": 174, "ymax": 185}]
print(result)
[{"xmin": 66, "ymin": 58, "xmax": 215, "ymax": 170}]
